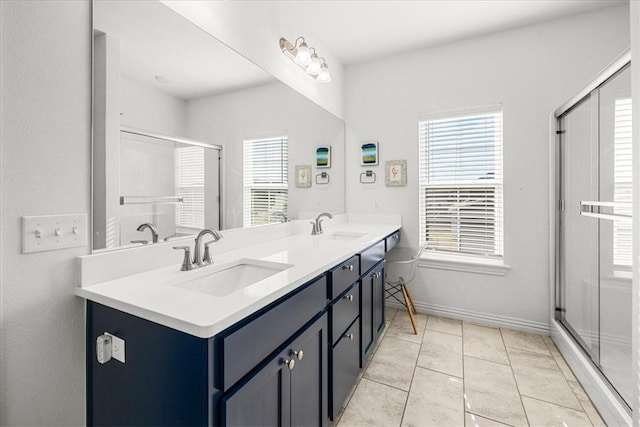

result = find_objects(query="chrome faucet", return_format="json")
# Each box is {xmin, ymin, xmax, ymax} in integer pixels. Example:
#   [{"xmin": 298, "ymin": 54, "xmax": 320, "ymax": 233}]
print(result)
[
  {"xmin": 136, "ymin": 223, "xmax": 159, "ymax": 243},
  {"xmin": 311, "ymin": 212, "xmax": 333, "ymax": 235},
  {"xmin": 272, "ymin": 211, "xmax": 289, "ymax": 223},
  {"xmin": 193, "ymin": 228, "xmax": 223, "ymax": 267}
]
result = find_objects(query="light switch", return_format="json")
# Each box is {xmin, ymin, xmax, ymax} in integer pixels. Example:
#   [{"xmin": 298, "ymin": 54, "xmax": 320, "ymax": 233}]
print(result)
[{"xmin": 22, "ymin": 213, "xmax": 88, "ymax": 253}]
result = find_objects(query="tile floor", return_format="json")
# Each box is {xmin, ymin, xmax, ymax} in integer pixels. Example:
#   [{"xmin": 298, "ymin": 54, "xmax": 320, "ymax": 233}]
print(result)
[{"xmin": 334, "ymin": 308, "xmax": 606, "ymax": 427}]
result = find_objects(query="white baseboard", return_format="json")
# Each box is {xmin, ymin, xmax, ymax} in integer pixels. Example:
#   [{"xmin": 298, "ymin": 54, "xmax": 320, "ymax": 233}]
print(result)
[{"xmin": 387, "ymin": 301, "xmax": 550, "ymax": 335}]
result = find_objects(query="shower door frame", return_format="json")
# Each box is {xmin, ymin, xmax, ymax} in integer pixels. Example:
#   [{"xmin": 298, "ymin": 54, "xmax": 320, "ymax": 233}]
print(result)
[{"xmin": 554, "ymin": 48, "xmax": 631, "ymax": 410}]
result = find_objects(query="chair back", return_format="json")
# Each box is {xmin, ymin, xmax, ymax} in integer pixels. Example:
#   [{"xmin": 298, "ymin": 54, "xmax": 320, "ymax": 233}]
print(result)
[{"xmin": 385, "ymin": 242, "xmax": 428, "ymax": 285}]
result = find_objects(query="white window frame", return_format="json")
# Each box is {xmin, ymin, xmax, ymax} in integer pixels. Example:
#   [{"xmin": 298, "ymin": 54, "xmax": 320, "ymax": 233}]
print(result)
[
  {"xmin": 175, "ymin": 145, "xmax": 205, "ymax": 232},
  {"xmin": 418, "ymin": 105, "xmax": 509, "ymax": 274},
  {"xmin": 243, "ymin": 135, "xmax": 288, "ymax": 228}
]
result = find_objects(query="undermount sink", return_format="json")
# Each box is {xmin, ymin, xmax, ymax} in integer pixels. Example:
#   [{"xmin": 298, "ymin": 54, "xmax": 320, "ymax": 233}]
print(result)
[
  {"xmin": 174, "ymin": 259, "xmax": 293, "ymax": 297},
  {"xmin": 324, "ymin": 231, "xmax": 366, "ymax": 241}
]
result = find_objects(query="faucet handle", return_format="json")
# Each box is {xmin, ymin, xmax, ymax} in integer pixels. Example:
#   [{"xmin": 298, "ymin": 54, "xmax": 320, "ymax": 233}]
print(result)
[
  {"xmin": 173, "ymin": 246, "xmax": 195, "ymax": 271},
  {"xmin": 202, "ymin": 242, "xmax": 214, "ymax": 265},
  {"xmin": 310, "ymin": 221, "xmax": 319, "ymax": 235}
]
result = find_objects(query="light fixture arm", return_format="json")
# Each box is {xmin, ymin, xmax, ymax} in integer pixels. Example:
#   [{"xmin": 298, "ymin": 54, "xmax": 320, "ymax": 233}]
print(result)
[{"xmin": 279, "ymin": 36, "xmax": 331, "ymax": 83}]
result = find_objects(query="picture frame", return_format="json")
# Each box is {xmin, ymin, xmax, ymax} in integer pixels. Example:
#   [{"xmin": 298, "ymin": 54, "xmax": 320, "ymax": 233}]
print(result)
[
  {"xmin": 315, "ymin": 146, "xmax": 331, "ymax": 168},
  {"xmin": 360, "ymin": 141, "xmax": 378, "ymax": 166},
  {"xmin": 385, "ymin": 160, "xmax": 407, "ymax": 187},
  {"xmin": 295, "ymin": 165, "xmax": 312, "ymax": 188}
]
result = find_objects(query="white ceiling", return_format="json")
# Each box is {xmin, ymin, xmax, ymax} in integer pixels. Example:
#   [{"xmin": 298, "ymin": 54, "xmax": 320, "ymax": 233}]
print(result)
[
  {"xmin": 94, "ymin": 0, "xmax": 275, "ymax": 100},
  {"xmin": 285, "ymin": 0, "xmax": 627, "ymax": 65}
]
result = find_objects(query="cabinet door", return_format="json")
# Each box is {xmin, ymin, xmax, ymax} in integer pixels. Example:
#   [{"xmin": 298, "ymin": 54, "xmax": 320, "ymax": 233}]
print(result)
[
  {"xmin": 290, "ymin": 314, "xmax": 328, "ymax": 427},
  {"xmin": 360, "ymin": 261, "xmax": 385, "ymax": 364},
  {"xmin": 221, "ymin": 314, "xmax": 327, "ymax": 427},
  {"xmin": 221, "ymin": 349, "xmax": 292, "ymax": 427},
  {"xmin": 360, "ymin": 277, "xmax": 373, "ymax": 364},
  {"xmin": 372, "ymin": 262, "xmax": 385, "ymax": 338},
  {"xmin": 331, "ymin": 319, "xmax": 360, "ymax": 419}
]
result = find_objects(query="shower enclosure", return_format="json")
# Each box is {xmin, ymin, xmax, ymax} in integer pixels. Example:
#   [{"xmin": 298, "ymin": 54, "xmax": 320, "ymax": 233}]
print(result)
[{"xmin": 555, "ymin": 50, "xmax": 632, "ymax": 415}]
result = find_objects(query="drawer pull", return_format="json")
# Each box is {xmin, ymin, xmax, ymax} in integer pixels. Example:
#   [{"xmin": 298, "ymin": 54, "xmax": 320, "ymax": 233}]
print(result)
[
  {"xmin": 293, "ymin": 350, "xmax": 304, "ymax": 361},
  {"xmin": 344, "ymin": 333, "xmax": 354, "ymax": 341},
  {"xmin": 342, "ymin": 264, "xmax": 354, "ymax": 271},
  {"xmin": 392, "ymin": 234, "xmax": 399, "ymax": 239},
  {"xmin": 283, "ymin": 358, "xmax": 295, "ymax": 370},
  {"xmin": 343, "ymin": 294, "xmax": 354, "ymax": 302},
  {"xmin": 372, "ymin": 271, "xmax": 381, "ymax": 279}
]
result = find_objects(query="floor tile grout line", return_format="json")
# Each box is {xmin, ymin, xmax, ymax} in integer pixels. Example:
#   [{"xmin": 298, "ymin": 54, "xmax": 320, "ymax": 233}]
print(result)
[
  {"xmin": 521, "ymin": 394, "xmax": 594, "ymax": 418},
  {"xmin": 464, "ymin": 353, "xmax": 512, "ymax": 367},
  {"xmin": 542, "ymin": 338, "xmax": 605, "ymax": 425},
  {"xmin": 500, "ymin": 327, "xmax": 532, "ymax": 427},
  {"xmin": 465, "ymin": 410, "xmax": 517, "ymax": 427},
  {"xmin": 399, "ymin": 343, "xmax": 421, "ymax": 427}
]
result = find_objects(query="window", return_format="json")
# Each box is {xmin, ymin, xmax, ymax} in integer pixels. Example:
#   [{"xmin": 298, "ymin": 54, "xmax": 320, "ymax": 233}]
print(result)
[
  {"xmin": 419, "ymin": 106, "xmax": 503, "ymax": 260},
  {"xmin": 613, "ymin": 98, "xmax": 632, "ymax": 269},
  {"xmin": 243, "ymin": 136, "xmax": 288, "ymax": 227},
  {"xmin": 175, "ymin": 145, "xmax": 205, "ymax": 229}
]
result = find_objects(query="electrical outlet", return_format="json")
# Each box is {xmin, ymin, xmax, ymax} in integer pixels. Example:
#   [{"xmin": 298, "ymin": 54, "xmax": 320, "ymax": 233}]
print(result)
[{"xmin": 106, "ymin": 332, "xmax": 126, "ymax": 363}]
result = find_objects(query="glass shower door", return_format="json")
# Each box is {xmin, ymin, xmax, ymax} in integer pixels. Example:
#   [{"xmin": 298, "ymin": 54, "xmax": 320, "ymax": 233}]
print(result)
[
  {"xmin": 559, "ymin": 95, "xmax": 600, "ymax": 360},
  {"xmin": 596, "ymin": 65, "xmax": 632, "ymax": 405},
  {"xmin": 558, "ymin": 64, "xmax": 632, "ymax": 407}
]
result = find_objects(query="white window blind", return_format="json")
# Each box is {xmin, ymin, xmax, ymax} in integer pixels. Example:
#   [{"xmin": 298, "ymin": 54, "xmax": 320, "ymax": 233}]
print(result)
[
  {"xmin": 419, "ymin": 107, "xmax": 504, "ymax": 259},
  {"xmin": 243, "ymin": 136, "xmax": 288, "ymax": 227},
  {"xmin": 175, "ymin": 146, "xmax": 205, "ymax": 229},
  {"xmin": 613, "ymin": 98, "xmax": 632, "ymax": 268}
]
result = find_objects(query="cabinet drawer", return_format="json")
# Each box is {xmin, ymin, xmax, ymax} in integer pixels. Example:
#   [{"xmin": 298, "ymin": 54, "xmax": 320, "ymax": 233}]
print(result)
[
  {"xmin": 330, "ymin": 283, "xmax": 360, "ymax": 345},
  {"xmin": 386, "ymin": 231, "xmax": 400, "ymax": 252},
  {"xmin": 217, "ymin": 275, "xmax": 327, "ymax": 391},
  {"xmin": 331, "ymin": 319, "xmax": 360, "ymax": 419},
  {"xmin": 361, "ymin": 240, "xmax": 385, "ymax": 275},
  {"xmin": 328, "ymin": 255, "xmax": 359, "ymax": 300}
]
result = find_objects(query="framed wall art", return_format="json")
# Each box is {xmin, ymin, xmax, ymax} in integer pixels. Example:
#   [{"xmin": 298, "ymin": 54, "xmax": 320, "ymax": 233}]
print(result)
[
  {"xmin": 385, "ymin": 160, "xmax": 407, "ymax": 187},
  {"xmin": 315, "ymin": 146, "xmax": 331, "ymax": 168},
  {"xmin": 360, "ymin": 141, "xmax": 378, "ymax": 166},
  {"xmin": 295, "ymin": 165, "xmax": 312, "ymax": 188}
]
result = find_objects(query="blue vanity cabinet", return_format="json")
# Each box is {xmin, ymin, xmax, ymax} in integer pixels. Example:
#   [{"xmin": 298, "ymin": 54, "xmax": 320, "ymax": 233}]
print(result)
[
  {"xmin": 86, "ymin": 302, "xmax": 212, "ymax": 427},
  {"xmin": 221, "ymin": 313, "xmax": 328, "ymax": 427}
]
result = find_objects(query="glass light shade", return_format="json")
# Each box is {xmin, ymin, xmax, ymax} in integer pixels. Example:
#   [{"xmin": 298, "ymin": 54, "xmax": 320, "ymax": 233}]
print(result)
[
  {"xmin": 317, "ymin": 63, "xmax": 331, "ymax": 82},
  {"xmin": 306, "ymin": 54, "xmax": 322, "ymax": 75},
  {"xmin": 295, "ymin": 41, "xmax": 311, "ymax": 66}
]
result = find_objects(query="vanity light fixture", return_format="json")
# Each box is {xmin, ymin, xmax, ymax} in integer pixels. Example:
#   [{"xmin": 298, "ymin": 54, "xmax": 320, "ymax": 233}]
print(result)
[{"xmin": 280, "ymin": 36, "xmax": 331, "ymax": 83}]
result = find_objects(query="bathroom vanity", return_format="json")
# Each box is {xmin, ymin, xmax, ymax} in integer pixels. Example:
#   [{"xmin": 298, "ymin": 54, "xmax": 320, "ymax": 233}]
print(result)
[{"xmin": 78, "ymin": 218, "xmax": 400, "ymax": 426}]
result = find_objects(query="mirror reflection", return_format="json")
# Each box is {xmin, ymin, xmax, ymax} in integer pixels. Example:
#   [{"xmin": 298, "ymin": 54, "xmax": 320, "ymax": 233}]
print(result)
[{"xmin": 92, "ymin": 0, "xmax": 345, "ymax": 252}]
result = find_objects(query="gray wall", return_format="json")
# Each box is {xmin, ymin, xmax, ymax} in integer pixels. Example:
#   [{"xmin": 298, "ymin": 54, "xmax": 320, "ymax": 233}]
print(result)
[
  {"xmin": 344, "ymin": 4, "xmax": 630, "ymax": 331},
  {"xmin": 0, "ymin": 1, "xmax": 91, "ymax": 425}
]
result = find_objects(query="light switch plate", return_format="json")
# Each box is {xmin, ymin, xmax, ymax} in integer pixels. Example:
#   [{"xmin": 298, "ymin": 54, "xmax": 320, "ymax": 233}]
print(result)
[{"xmin": 22, "ymin": 213, "xmax": 88, "ymax": 253}]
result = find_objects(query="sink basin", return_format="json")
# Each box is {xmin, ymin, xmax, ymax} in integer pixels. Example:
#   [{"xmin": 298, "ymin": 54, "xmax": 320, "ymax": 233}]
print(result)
[
  {"xmin": 175, "ymin": 259, "xmax": 292, "ymax": 297},
  {"xmin": 324, "ymin": 231, "xmax": 366, "ymax": 241}
]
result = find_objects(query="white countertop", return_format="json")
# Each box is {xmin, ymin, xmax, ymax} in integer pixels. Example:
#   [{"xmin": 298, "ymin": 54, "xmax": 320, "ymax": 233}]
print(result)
[{"xmin": 76, "ymin": 218, "xmax": 400, "ymax": 338}]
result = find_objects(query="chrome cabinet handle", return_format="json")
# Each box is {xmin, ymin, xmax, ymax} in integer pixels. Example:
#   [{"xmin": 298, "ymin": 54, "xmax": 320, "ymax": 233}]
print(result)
[
  {"xmin": 344, "ymin": 333, "xmax": 354, "ymax": 341},
  {"xmin": 293, "ymin": 350, "xmax": 304, "ymax": 360},
  {"xmin": 284, "ymin": 358, "xmax": 295, "ymax": 370},
  {"xmin": 342, "ymin": 264, "xmax": 353, "ymax": 271},
  {"xmin": 372, "ymin": 271, "xmax": 381, "ymax": 279},
  {"xmin": 392, "ymin": 234, "xmax": 399, "ymax": 239},
  {"xmin": 343, "ymin": 294, "xmax": 354, "ymax": 302}
]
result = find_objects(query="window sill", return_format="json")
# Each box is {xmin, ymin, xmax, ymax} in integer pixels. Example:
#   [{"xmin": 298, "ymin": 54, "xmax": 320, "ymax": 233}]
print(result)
[{"xmin": 418, "ymin": 254, "xmax": 511, "ymax": 276}]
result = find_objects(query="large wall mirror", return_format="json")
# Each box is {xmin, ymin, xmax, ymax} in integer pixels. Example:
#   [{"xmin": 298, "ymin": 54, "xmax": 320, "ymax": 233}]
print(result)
[{"xmin": 92, "ymin": 0, "xmax": 345, "ymax": 252}]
